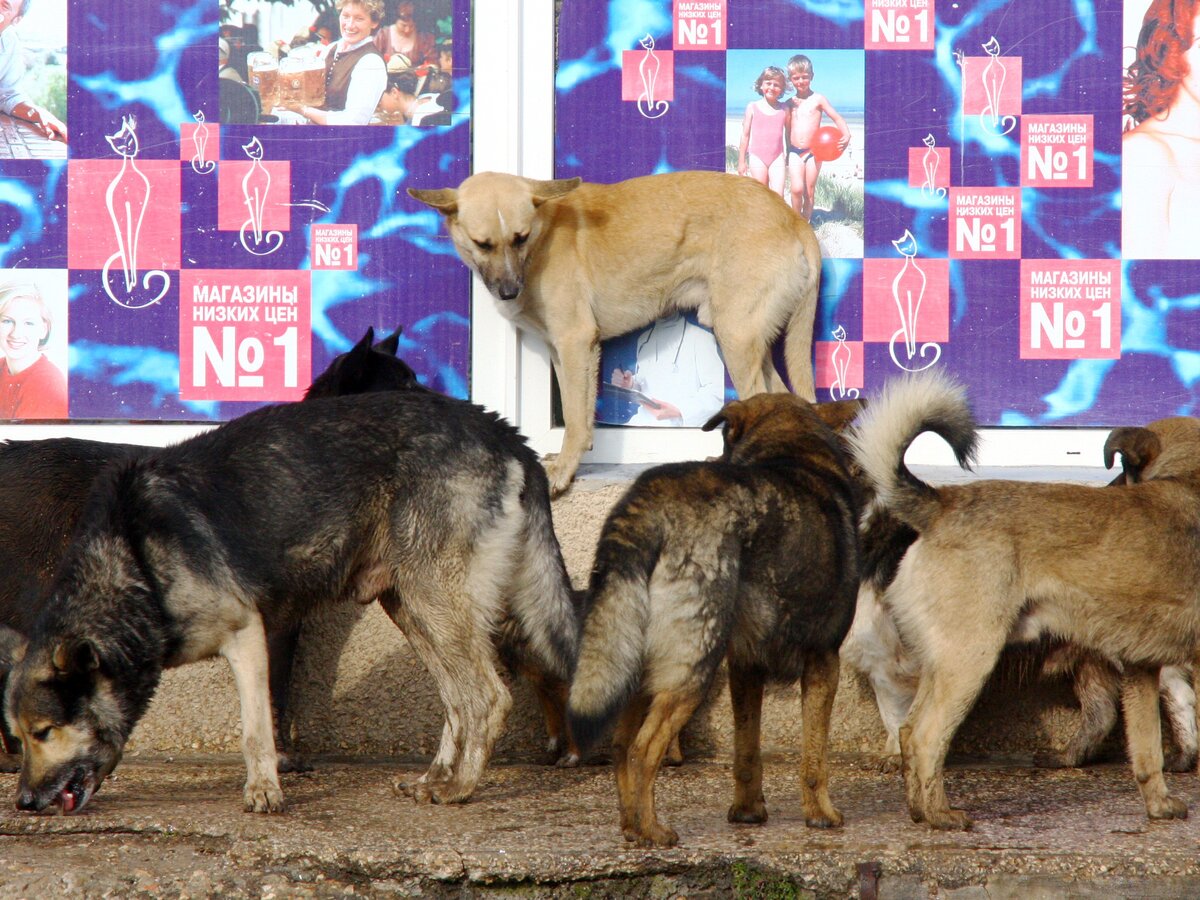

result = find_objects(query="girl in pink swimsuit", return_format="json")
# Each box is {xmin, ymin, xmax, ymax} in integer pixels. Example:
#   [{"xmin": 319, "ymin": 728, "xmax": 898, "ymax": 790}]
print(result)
[{"xmin": 737, "ymin": 66, "xmax": 789, "ymax": 198}]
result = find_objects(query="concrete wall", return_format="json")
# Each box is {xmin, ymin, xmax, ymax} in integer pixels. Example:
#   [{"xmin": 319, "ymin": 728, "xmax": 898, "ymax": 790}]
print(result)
[{"xmin": 127, "ymin": 469, "xmax": 1103, "ymax": 764}]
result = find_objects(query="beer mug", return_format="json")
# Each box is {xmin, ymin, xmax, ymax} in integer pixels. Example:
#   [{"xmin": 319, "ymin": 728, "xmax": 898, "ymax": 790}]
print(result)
[
  {"xmin": 289, "ymin": 44, "xmax": 327, "ymax": 107},
  {"xmin": 247, "ymin": 52, "xmax": 279, "ymax": 111},
  {"xmin": 278, "ymin": 57, "xmax": 306, "ymax": 108}
]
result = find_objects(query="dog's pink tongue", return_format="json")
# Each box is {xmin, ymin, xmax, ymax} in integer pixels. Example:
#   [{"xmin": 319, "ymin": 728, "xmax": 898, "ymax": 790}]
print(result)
[{"xmin": 60, "ymin": 790, "xmax": 77, "ymax": 814}]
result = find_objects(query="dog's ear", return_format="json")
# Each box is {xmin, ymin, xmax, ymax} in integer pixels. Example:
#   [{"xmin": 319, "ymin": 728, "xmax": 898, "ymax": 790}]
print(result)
[
  {"xmin": 703, "ymin": 400, "xmax": 745, "ymax": 459},
  {"xmin": 814, "ymin": 398, "xmax": 867, "ymax": 434},
  {"xmin": 1103, "ymin": 426, "xmax": 1161, "ymax": 485},
  {"xmin": 51, "ymin": 638, "xmax": 100, "ymax": 678},
  {"xmin": 528, "ymin": 177, "xmax": 582, "ymax": 205},
  {"xmin": 375, "ymin": 326, "xmax": 403, "ymax": 357},
  {"xmin": 353, "ymin": 326, "xmax": 376, "ymax": 354},
  {"xmin": 408, "ymin": 187, "xmax": 458, "ymax": 215}
]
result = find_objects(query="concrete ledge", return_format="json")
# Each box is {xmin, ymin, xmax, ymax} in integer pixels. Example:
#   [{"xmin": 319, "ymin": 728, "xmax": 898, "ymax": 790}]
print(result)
[
  {"xmin": 2, "ymin": 756, "xmax": 1199, "ymax": 898},
  {"xmin": 130, "ymin": 464, "xmax": 1121, "ymax": 765}
]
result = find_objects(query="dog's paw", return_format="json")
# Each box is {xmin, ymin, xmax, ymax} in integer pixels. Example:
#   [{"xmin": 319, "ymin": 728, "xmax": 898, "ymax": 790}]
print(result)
[
  {"xmin": 542, "ymin": 456, "xmax": 576, "ymax": 498},
  {"xmin": 1147, "ymin": 794, "xmax": 1188, "ymax": 820},
  {"xmin": 877, "ymin": 753, "xmax": 902, "ymax": 775},
  {"xmin": 727, "ymin": 800, "xmax": 768, "ymax": 825},
  {"xmin": 554, "ymin": 751, "xmax": 581, "ymax": 768},
  {"xmin": 633, "ymin": 822, "xmax": 679, "ymax": 848},
  {"xmin": 926, "ymin": 807, "xmax": 971, "ymax": 831},
  {"xmin": 805, "ymin": 811, "xmax": 844, "ymax": 829},
  {"xmin": 243, "ymin": 780, "xmax": 286, "ymax": 814},
  {"xmin": 803, "ymin": 799, "xmax": 843, "ymax": 829},
  {"xmin": 394, "ymin": 775, "xmax": 435, "ymax": 804},
  {"xmin": 428, "ymin": 781, "xmax": 474, "ymax": 804}
]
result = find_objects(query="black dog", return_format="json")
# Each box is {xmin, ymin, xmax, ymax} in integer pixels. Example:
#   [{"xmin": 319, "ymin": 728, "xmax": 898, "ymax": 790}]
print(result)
[{"xmin": 0, "ymin": 326, "xmax": 416, "ymax": 773}]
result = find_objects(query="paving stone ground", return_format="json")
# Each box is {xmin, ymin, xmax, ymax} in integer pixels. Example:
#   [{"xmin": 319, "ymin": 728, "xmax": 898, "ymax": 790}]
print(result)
[{"xmin": 3, "ymin": 753, "xmax": 1200, "ymax": 898}]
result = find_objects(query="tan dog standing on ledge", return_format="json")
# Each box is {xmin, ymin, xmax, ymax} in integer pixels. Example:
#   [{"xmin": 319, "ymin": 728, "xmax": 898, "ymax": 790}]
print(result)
[{"xmin": 410, "ymin": 170, "xmax": 822, "ymax": 495}]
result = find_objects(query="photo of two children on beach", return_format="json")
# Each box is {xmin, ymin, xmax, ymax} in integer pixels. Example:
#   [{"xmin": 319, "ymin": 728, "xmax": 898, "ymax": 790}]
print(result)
[{"xmin": 725, "ymin": 49, "xmax": 864, "ymax": 259}]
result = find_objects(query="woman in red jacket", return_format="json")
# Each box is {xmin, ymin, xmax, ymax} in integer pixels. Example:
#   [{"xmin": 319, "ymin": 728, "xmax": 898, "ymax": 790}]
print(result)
[{"xmin": 0, "ymin": 283, "xmax": 67, "ymax": 420}]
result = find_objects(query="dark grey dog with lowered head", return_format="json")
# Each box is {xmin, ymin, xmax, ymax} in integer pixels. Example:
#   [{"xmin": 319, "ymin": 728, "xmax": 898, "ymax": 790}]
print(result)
[
  {"xmin": 4, "ymin": 388, "xmax": 577, "ymax": 815},
  {"xmin": 0, "ymin": 326, "xmax": 418, "ymax": 774}
]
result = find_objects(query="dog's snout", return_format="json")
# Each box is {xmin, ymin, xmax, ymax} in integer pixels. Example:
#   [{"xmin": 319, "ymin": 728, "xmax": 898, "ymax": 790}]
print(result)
[
  {"xmin": 497, "ymin": 280, "xmax": 521, "ymax": 301},
  {"xmin": 15, "ymin": 788, "xmax": 39, "ymax": 812}
]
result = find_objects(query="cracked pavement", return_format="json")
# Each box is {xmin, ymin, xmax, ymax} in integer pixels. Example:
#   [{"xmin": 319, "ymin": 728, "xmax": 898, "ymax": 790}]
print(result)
[{"xmin": 3, "ymin": 753, "xmax": 1200, "ymax": 897}]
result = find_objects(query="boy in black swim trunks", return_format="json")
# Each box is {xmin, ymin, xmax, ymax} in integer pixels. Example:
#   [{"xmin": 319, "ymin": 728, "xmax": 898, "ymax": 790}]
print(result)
[{"xmin": 786, "ymin": 54, "xmax": 850, "ymax": 221}]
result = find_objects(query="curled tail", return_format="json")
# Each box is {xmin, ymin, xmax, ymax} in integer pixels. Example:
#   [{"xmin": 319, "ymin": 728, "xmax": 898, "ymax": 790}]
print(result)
[
  {"xmin": 782, "ymin": 223, "xmax": 823, "ymax": 400},
  {"xmin": 847, "ymin": 371, "xmax": 978, "ymax": 532},
  {"xmin": 566, "ymin": 529, "xmax": 659, "ymax": 757},
  {"xmin": 506, "ymin": 460, "xmax": 580, "ymax": 682}
]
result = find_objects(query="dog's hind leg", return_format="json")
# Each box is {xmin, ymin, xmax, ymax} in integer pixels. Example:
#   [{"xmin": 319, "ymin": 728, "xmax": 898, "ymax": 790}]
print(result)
[
  {"xmin": 517, "ymin": 663, "xmax": 576, "ymax": 765},
  {"xmin": 266, "ymin": 624, "xmax": 310, "ymax": 773},
  {"xmin": 727, "ymin": 663, "xmax": 767, "ymax": 825},
  {"xmin": 780, "ymin": 284, "xmax": 818, "ymax": 400},
  {"xmin": 841, "ymin": 586, "xmax": 916, "ymax": 772},
  {"xmin": 1122, "ymin": 665, "xmax": 1187, "ymax": 820},
  {"xmin": 381, "ymin": 588, "xmax": 512, "ymax": 804},
  {"xmin": 1160, "ymin": 665, "xmax": 1196, "ymax": 772},
  {"xmin": 1035, "ymin": 652, "xmax": 1120, "ymax": 769},
  {"xmin": 625, "ymin": 690, "xmax": 702, "ymax": 847},
  {"xmin": 613, "ymin": 692, "xmax": 650, "ymax": 842},
  {"xmin": 221, "ymin": 614, "xmax": 285, "ymax": 813},
  {"xmin": 380, "ymin": 594, "xmax": 465, "ymax": 799},
  {"xmin": 901, "ymin": 645, "xmax": 999, "ymax": 830},
  {"xmin": 708, "ymin": 318, "xmax": 770, "ymax": 401},
  {"xmin": 870, "ymin": 670, "xmax": 916, "ymax": 773},
  {"xmin": 800, "ymin": 649, "xmax": 843, "ymax": 828}
]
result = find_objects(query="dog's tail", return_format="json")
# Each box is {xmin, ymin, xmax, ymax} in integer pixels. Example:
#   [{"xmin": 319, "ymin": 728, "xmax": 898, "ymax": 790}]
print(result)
[
  {"xmin": 506, "ymin": 459, "xmax": 580, "ymax": 683},
  {"xmin": 566, "ymin": 517, "xmax": 658, "ymax": 757},
  {"xmin": 782, "ymin": 225, "xmax": 824, "ymax": 400},
  {"xmin": 847, "ymin": 371, "xmax": 978, "ymax": 532}
]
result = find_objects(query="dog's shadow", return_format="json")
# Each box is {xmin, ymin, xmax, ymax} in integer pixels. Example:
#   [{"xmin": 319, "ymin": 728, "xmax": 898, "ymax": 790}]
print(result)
[{"xmin": 287, "ymin": 601, "xmax": 555, "ymax": 764}]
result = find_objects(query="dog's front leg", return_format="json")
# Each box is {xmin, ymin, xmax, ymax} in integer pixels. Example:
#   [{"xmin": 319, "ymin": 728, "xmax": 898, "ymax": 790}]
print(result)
[
  {"xmin": 544, "ymin": 331, "xmax": 600, "ymax": 497},
  {"xmin": 1122, "ymin": 665, "xmax": 1187, "ymax": 821},
  {"xmin": 222, "ymin": 614, "xmax": 285, "ymax": 813}
]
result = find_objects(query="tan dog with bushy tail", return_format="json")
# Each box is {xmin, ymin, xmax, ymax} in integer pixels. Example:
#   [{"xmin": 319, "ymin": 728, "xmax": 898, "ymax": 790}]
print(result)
[
  {"xmin": 849, "ymin": 371, "xmax": 1200, "ymax": 831},
  {"xmin": 409, "ymin": 170, "xmax": 822, "ymax": 495}
]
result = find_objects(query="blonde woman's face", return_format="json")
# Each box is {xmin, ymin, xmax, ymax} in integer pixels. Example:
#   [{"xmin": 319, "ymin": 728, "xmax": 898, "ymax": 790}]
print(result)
[
  {"xmin": 0, "ymin": 296, "xmax": 48, "ymax": 368},
  {"xmin": 339, "ymin": 3, "xmax": 377, "ymax": 43}
]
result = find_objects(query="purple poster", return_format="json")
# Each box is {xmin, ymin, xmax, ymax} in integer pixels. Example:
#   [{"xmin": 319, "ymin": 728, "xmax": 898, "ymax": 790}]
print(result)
[
  {"xmin": 0, "ymin": 0, "xmax": 470, "ymax": 422},
  {"xmin": 561, "ymin": 0, "xmax": 1198, "ymax": 429}
]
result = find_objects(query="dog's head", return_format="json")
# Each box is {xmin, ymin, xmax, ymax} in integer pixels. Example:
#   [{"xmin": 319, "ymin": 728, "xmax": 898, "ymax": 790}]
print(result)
[
  {"xmin": 702, "ymin": 393, "xmax": 862, "ymax": 467},
  {"xmin": 304, "ymin": 324, "xmax": 419, "ymax": 399},
  {"xmin": 1104, "ymin": 416, "xmax": 1200, "ymax": 484},
  {"xmin": 5, "ymin": 635, "xmax": 127, "ymax": 815},
  {"xmin": 408, "ymin": 172, "xmax": 582, "ymax": 302}
]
